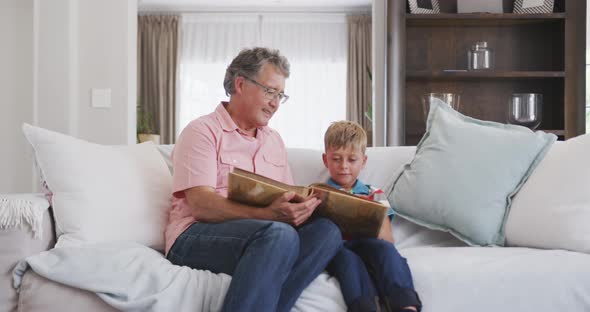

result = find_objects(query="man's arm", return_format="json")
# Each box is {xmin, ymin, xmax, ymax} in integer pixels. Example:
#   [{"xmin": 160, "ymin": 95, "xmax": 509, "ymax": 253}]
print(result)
[{"xmin": 185, "ymin": 186, "xmax": 321, "ymax": 226}]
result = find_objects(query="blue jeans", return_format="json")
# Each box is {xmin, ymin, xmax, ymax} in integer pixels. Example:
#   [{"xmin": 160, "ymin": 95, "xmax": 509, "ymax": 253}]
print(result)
[
  {"xmin": 327, "ymin": 246, "xmax": 378, "ymax": 310},
  {"xmin": 327, "ymin": 239, "xmax": 421, "ymax": 312},
  {"xmin": 167, "ymin": 218, "xmax": 342, "ymax": 312}
]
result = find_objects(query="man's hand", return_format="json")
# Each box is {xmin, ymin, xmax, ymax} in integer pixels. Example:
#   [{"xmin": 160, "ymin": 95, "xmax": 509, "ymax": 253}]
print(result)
[{"xmin": 266, "ymin": 191, "xmax": 321, "ymax": 226}]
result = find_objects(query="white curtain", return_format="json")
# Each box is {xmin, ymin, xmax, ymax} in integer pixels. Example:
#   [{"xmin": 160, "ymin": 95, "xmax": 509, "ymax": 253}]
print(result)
[{"xmin": 178, "ymin": 13, "xmax": 347, "ymax": 150}]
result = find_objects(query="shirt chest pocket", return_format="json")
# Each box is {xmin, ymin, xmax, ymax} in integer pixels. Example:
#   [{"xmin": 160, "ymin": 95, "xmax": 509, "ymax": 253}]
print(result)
[
  {"xmin": 218, "ymin": 152, "xmax": 254, "ymax": 189},
  {"xmin": 219, "ymin": 152, "xmax": 254, "ymax": 171},
  {"xmin": 262, "ymin": 153, "xmax": 287, "ymax": 168},
  {"xmin": 256, "ymin": 152, "xmax": 289, "ymax": 181}
]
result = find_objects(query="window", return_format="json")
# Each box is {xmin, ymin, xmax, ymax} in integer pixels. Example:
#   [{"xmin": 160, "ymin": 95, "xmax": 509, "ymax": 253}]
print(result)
[{"xmin": 178, "ymin": 13, "xmax": 347, "ymax": 150}]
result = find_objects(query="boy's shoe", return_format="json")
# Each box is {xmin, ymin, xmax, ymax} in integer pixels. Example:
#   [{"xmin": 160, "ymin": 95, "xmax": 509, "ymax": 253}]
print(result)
[{"xmin": 384, "ymin": 289, "xmax": 422, "ymax": 312}]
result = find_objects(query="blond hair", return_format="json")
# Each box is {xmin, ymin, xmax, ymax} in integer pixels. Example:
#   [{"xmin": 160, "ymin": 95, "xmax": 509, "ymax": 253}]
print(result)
[{"xmin": 324, "ymin": 121, "xmax": 367, "ymax": 153}]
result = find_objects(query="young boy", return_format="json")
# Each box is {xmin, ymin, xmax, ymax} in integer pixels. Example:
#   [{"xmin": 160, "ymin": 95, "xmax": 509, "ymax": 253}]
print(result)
[{"xmin": 323, "ymin": 121, "xmax": 421, "ymax": 312}]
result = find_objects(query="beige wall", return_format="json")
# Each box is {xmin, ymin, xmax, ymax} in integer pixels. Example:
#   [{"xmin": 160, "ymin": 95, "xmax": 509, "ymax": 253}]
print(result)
[
  {"xmin": 0, "ymin": 0, "xmax": 34, "ymax": 193},
  {"xmin": 0, "ymin": 0, "xmax": 137, "ymax": 193},
  {"xmin": 76, "ymin": 0, "xmax": 137, "ymax": 144}
]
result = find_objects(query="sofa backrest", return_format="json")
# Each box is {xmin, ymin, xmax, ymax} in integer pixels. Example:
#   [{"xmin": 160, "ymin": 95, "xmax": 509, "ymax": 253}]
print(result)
[
  {"xmin": 153, "ymin": 145, "xmax": 463, "ymax": 249},
  {"xmin": 157, "ymin": 145, "xmax": 416, "ymax": 190},
  {"xmin": 287, "ymin": 146, "xmax": 416, "ymax": 189}
]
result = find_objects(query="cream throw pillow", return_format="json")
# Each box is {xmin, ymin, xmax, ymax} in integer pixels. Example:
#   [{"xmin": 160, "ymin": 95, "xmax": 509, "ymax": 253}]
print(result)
[
  {"xmin": 506, "ymin": 134, "xmax": 590, "ymax": 253},
  {"xmin": 22, "ymin": 124, "xmax": 172, "ymax": 251}
]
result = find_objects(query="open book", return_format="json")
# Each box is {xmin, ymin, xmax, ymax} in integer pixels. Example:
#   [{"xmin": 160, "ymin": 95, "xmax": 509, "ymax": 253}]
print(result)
[{"xmin": 227, "ymin": 168, "xmax": 388, "ymax": 238}]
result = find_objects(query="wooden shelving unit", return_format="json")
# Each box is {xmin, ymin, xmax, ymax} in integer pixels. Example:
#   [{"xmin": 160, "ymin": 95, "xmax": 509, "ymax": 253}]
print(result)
[
  {"xmin": 394, "ymin": 0, "xmax": 586, "ymax": 145},
  {"xmin": 406, "ymin": 12, "xmax": 566, "ymax": 26},
  {"xmin": 544, "ymin": 130, "xmax": 566, "ymax": 136},
  {"xmin": 407, "ymin": 71, "xmax": 565, "ymax": 79}
]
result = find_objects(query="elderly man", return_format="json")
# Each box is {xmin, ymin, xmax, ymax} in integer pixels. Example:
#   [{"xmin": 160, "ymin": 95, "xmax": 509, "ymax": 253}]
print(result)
[{"xmin": 165, "ymin": 47, "xmax": 342, "ymax": 312}]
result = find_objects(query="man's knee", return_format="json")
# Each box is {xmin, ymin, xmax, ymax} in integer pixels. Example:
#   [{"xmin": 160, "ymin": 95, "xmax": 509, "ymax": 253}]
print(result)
[
  {"xmin": 311, "ymin": 217, "xmax": 342, "ymax": 242},
  {"xmin": 258, "ymin": 221, "xmax": 300, "ymax": 255}
]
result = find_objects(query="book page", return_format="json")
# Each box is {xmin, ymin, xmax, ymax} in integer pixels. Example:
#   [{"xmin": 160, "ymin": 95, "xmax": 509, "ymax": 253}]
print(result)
[
  {"xmin": 309, "ymin": 183, "xmax": 383, "ymax": 204},
  {"xmin": 309, "ymin": 183, "xmax": 387, "ymax": 238},
  {"xmin": 228, "ymin": 168, "xmax": 312, "ymax": 207}
]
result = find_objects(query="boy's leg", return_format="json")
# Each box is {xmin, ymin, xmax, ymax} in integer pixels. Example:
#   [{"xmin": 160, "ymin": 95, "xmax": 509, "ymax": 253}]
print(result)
[
  {"xmin": 167, "ymin": 219, "xmax": 300, "ymax": 312},
  {"xmin": 277, "ymin": 218, "xmax": 343, "ymax": 312},
  {"xmin": 326, "ymin": 245, "xmax": 379, "ymax": 312},
  {"xmin": 346, "ymin": 239, "xmax": 422, "ymax": 312}
]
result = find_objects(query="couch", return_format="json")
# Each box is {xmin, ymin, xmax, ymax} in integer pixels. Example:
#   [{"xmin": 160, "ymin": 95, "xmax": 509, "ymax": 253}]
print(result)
[{"xmin": 3, "ymin": 140, "xmax": 590, "ymax": 312}]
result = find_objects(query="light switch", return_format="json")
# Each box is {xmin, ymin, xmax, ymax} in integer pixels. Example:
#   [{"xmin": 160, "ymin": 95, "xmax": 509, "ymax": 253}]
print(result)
[{"xmin": 91, "ymin": 88, "xmax": 111, "ymax": 108}]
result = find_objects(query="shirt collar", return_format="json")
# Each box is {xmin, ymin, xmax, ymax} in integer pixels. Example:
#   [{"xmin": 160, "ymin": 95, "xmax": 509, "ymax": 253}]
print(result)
[
  {"xmin": 326, "ymin": 178, "xmax": 371, "ymax": 195},
  {"xmin": 215, "ymin": 101, "xmax": 270, "ymax": 135},
  {"xmin": 215, "ymin": 102, "xmax": 238, "ymax": 132}
]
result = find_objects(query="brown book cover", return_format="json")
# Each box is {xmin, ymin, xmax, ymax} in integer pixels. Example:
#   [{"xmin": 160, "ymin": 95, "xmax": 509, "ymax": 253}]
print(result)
[{"xmin": 228, "ymin": 168, "xmax": 387, "ymax": 238}]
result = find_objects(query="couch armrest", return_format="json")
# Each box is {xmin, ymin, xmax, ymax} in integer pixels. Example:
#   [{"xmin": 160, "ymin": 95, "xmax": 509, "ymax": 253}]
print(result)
[{"xmin": 0, "ymin": 208, "xmax": 55, "ymax": 312}]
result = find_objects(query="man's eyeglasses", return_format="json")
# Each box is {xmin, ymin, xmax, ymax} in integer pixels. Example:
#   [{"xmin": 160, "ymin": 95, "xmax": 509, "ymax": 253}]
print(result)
[{"xmin": 242, "ymin": 76, "xmax": 289, "ymax": 104}]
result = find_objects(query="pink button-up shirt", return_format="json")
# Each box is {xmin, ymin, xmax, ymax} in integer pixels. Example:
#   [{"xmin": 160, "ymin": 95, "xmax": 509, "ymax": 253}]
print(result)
[{"xmin": 164, "ymin": 102, "xmax": 294, "ymax": 255}]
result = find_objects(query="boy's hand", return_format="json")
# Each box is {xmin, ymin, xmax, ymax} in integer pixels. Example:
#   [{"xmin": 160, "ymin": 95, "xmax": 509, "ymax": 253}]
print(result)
[{"xmin": 265, "ymin": 191, "xmax": 321, "ymax": 226}]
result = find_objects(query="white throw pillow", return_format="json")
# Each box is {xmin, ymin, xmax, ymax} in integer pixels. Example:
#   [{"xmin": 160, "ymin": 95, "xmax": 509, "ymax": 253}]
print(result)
[
  {"xmin": 157, "ymin": 144, "xmax": 174, "ymax": 174},
  {"xmin": 22, "ymin": 124, "xmax": 172, "ymax": 252},
  {"xmin": 506, "ymin": 134, "xmax": 590, "ymax": 253}
]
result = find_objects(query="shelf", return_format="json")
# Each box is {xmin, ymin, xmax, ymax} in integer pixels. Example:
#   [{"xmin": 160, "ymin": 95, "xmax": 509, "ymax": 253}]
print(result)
[
  {"xmin": 407, "ymin": 71, "xmax": 565, "ymax": 80},
  {"xmin": 407, "ymin": 13, "xmax": 566, "ymax": 26},
  {"xmin": 399, "ymin": 0, "xmax": 585, "ymax": 144},
  {"xmin": 542, "ymin": 130, "xmax": 565, "ymax": 136}
]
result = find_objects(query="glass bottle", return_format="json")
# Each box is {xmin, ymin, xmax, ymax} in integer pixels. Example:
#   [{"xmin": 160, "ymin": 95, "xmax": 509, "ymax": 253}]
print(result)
[{"xmin": 468, "ymin": 41, "xmax": 494, "ymax": 71}]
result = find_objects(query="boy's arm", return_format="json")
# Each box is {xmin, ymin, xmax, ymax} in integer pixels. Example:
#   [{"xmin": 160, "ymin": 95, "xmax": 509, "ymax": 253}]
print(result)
[
  {"xmin": 371, "ymin": 187, "xmax": 395, "ymax": 243},
  {"xmin": 378, "ymin": 216, "xmax": 395, "ymax": 243}
]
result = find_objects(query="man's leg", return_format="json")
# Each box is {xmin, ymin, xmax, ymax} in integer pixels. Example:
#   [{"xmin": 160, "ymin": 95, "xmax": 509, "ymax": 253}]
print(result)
[
  {"xmin": 277, "ymin": 218, "xmax": 343, "ymax": 312},
  {"xmin": 347, "ymin": 239, "xmax": 422, "ymax": 312},
  {"xmin": 326, "ymin": 245, "xmax": 379, "ymax": 312},
  {"xmin": 167, "ymin": 219, "xmax": 300, "ymax": 312}
]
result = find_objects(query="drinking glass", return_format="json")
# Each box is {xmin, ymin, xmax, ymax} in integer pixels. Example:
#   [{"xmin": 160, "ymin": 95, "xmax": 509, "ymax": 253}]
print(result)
[
  {"xmin": 421, "ymin": 93, "xmax": 461, "ymax": 122},
  {"xmin": 508, "ymin": 93, "xmax": 542, "ymax": 130}
]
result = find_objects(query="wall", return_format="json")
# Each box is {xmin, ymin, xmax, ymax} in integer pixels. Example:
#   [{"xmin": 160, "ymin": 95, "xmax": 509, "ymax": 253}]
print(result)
[
  {"xmin": 35, "ymin": 0, "xmax": 73, "ymax": 135},
  {"xmin": 0, "ymin": 0, "xmax": 137, "ymax": 193},
  {"xmin": 0, "ymin": 0, "xmax": 34, "ymax": 193},
  {"xmin": 76, "ymin": 0, "xmax": 137, "ymax": 144}
]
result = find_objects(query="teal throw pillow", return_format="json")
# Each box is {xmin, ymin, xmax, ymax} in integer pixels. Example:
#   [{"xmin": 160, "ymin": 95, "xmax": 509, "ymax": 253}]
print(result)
[{"xmin": 389, "ymin": 99, "xmax": 556, "ymax": 246}]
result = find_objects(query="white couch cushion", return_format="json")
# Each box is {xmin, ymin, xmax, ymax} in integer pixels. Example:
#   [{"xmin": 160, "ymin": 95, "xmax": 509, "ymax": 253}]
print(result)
[
  {"xmin": 22, "ymin": 124, "xmax": 172, "ymax": 252},
  {"xmin": 403, "ymin": 246, "xmax": 590, "ymax": 311},
  {"xmin": 506, "ymin": 133, "xmax": 590, "ymax": 253}
]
